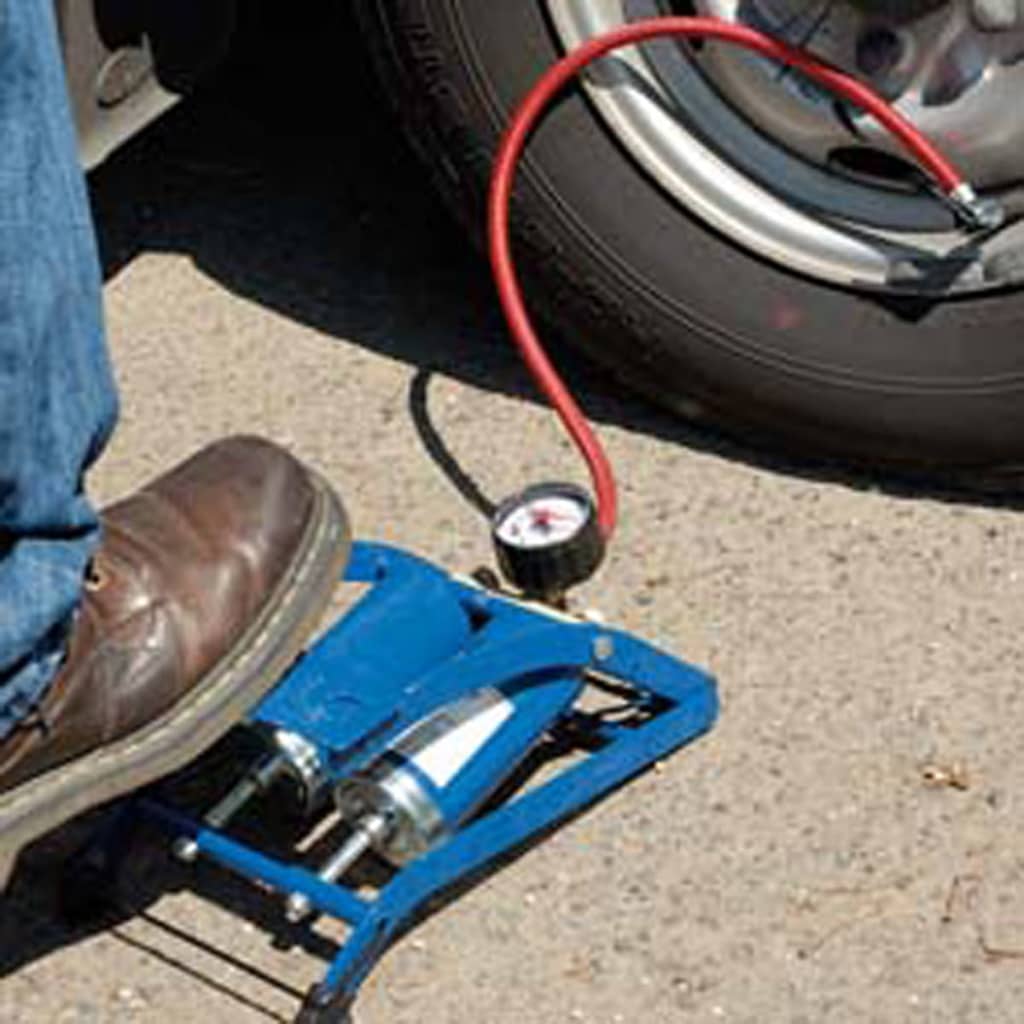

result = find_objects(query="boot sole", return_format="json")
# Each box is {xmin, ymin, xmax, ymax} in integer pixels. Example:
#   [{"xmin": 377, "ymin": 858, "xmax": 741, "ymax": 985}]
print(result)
[{"xmin": 0, "ymin": 471, "xmax": 351, "ymax": 890}]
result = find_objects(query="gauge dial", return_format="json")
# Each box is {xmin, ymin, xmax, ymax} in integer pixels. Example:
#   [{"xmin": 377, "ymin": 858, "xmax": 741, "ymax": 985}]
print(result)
[
  {"xmin": 491, "ymin": 483, "xmax": 605, "ymax": 597},
  {"xmin": 495, "ymin": 493, "xmax": 591, "ymax": 550}
]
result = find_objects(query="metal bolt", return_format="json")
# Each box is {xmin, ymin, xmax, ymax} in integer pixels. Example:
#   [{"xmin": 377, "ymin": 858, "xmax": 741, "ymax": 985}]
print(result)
[
  {"xmin": 592, "ymin": 635, "xmax": 615, "ymax": 662},
  {"xmin": 972, "ymin": 0, "xmax": 1024, "ymax": 31}
]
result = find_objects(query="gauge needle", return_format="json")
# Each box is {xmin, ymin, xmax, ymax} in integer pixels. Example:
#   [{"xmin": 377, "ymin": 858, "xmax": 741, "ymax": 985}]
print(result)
[{"xmin": 531, "ymin": 508, "xmax": 575, "ymax": 528}]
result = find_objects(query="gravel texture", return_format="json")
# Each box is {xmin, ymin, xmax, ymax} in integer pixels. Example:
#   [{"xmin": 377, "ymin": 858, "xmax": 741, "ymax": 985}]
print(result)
[{"xmin": 4, "ymin": 20, "xmax": 1024, "ymax": 1024}]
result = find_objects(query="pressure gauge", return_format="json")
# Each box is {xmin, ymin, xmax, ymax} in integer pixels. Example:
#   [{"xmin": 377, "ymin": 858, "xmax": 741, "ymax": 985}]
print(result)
[{"xmin": 491, "ymin": 482, "xmax": 605, "ymax": 598}]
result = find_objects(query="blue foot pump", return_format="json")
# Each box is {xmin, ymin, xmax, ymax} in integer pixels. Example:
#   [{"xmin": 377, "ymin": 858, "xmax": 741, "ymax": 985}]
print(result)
[
  {"xmin": 62, "ymin": 20, "xmax": 733, "ymax": 1021},
  {"xmin": 69, "ymin": 533, "xmax": 716, "ymax": 1023}
]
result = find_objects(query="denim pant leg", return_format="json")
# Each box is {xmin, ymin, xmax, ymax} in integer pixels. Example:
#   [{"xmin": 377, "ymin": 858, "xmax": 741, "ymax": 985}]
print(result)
[{"xmin": 0, "ymin": 0, "xmax": 119, "ymax": 739}]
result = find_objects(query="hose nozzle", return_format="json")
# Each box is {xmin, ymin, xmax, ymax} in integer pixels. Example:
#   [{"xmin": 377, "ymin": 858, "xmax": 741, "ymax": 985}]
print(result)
[{"xmin": 946, "ymin": 183, "xmax": 1006, "ymax": 232}]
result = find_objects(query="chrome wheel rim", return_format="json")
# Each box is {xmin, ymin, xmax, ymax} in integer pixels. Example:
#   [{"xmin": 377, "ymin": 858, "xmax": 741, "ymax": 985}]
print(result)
[{"xmin": 545, "ymin": 0, "xmax": 1024, "ymax": 294}]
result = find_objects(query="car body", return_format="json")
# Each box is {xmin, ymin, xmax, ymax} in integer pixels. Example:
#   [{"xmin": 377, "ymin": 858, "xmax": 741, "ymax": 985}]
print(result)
[{"xmin": 59, "ymin": 0, "xmax": 238, "ymax": 169}]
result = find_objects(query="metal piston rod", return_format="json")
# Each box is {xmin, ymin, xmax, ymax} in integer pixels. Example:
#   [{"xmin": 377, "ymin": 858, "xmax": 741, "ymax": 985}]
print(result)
[{"xmin": 285, "ymin": 812, "xmax": 391, "ymax": 923}]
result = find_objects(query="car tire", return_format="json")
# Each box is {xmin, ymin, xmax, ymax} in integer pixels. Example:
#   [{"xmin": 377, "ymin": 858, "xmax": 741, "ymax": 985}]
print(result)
[{"xmin": 356, "ymin": 0, "xmax": 1024, "ymax": 472}]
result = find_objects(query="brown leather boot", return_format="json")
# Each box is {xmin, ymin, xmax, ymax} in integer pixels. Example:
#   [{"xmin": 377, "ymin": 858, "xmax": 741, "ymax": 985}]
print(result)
[{"xmin": 0, "ymin": 436, "xmax": 350, "ymax": 887}]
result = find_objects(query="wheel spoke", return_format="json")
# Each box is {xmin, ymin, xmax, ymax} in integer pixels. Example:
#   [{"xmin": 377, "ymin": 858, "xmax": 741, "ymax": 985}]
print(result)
[{"xmin": 904, "ymin": 5, "xmax": 979, "ymax": 106}]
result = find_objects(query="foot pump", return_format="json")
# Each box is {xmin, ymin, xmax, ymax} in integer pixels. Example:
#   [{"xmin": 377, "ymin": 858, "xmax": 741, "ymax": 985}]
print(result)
[{"xmin": 64, "ymin": 539, "xmax": 717, "ymax": 1023}]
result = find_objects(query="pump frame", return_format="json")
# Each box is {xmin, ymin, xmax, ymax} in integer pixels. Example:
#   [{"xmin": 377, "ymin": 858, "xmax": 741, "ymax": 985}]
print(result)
[{"xmin": 65, "ymin": 541, "xmax": 718, "ymax": 1023}]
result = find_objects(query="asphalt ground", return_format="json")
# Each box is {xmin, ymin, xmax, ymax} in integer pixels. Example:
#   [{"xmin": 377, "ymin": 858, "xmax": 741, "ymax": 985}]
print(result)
[{"xmin": 4, "ymin": 14, "xmax": 1024, "ymax": 1024}]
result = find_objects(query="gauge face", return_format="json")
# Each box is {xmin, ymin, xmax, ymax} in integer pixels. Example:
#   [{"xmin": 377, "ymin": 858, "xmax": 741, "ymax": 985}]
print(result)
[
  {"xmin": 495, "ymin": 493, "xmax": 589, "ymax": 550},
  {"xmin": 492, "ymin": 483, "xmax": 605, "ymax": 596}
]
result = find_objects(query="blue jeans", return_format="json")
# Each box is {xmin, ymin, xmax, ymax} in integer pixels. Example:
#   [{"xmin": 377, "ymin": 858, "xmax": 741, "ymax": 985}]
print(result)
[{"xmin": 0, "ymin": 0, "xmax": 119, "ymax": 739}]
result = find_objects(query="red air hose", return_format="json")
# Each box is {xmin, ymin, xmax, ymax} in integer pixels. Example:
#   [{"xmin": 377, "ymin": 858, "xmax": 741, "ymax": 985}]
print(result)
[{"xmin": 487, "ymin": 16, "xmax": 978, "ymax": 540}]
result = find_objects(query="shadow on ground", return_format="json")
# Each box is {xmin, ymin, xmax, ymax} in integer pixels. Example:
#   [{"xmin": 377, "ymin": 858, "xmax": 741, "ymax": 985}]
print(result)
[
  {"xmin": 0, "ymin": 719, "xmax": 612, "ymax": 1019},
  {"xmin": 0, "ymin": 734, "xmax": 348, "ymax": 1020}
]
